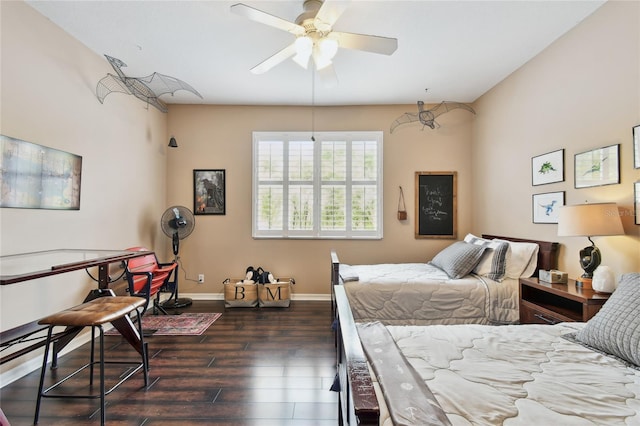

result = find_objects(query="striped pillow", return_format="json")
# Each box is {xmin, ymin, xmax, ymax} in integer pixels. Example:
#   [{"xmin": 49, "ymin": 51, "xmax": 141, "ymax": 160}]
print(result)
[
  {"xmin": 430, "ymin": 241, "xmax": 487, "ymax": 279},
  {"xmin": 464, "ymin": 234, "xmax": 509, "ymax": 281}
]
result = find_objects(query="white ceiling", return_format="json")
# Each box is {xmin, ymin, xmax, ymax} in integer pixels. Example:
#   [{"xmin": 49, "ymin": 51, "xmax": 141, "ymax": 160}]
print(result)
[{"xmin": 26, "ymin": 0, "xmax": 605, "ymax": 107}]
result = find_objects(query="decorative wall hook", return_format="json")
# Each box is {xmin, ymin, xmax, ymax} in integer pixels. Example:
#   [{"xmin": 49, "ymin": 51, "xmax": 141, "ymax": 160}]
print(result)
[{"xmin": 390, "ymin": 101, "xmax": 476, "ymax": 133}]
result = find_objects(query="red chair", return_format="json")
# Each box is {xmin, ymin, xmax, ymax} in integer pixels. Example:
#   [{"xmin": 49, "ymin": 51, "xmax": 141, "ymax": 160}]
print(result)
[{"xmin": 124, "ymin": 247, "xmax": 178, "ymax": 315}]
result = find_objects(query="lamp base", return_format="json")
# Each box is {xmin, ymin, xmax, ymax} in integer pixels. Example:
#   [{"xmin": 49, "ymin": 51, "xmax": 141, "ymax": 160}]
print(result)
[{"xmin": 575, "ymin": 277, "xmax": 592, "ymax": 290}]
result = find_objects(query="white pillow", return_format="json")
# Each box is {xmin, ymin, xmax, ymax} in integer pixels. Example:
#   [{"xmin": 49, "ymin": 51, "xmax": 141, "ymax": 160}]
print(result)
[
  {"xmin": 463, "ymin": 234, "xmax": 509, "ymax": 281},
  {"xmin": 496, "ymin": 240, "xmax": 539, "ymax": 279}
]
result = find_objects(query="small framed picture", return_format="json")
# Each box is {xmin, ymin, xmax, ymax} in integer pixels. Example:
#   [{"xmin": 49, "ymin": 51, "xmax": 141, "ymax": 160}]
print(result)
[
  {"xmin": 574, "ymin": 144, "xmax": 620, "ymax": 189},
  {"xmin": 532, "ymin": 191, "xmax": 565, "ymax": 224},
  {"xmin": 531, "ymin": 149, "xmax": 564, "ymax": 186},
  {"xmin": 635, "ymin": 181, "xmax": 640, "ymax": 225},
  {"xmin": 193, "ymin": 169, "xmax": 226, "ymax": 215},
  {"xmin": 633, "ymin": 125, "xmax": 640, "ymax": 169}
]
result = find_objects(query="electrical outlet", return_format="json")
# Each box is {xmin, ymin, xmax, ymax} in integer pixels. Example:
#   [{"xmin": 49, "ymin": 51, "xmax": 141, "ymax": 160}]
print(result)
[{"xmin": 198, "ymin": 274, "xmax": 205, "ymax": 283}]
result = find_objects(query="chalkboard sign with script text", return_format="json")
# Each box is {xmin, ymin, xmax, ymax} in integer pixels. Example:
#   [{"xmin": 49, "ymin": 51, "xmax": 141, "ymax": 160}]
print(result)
[{"xmin": 415, "ymin": 172, "xmax": 457, "ymax": 239}]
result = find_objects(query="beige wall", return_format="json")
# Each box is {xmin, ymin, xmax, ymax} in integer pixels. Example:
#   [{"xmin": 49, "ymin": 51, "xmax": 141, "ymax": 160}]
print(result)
[
  {"xmin": 167, "ymin": 104, "xmax": 475, "ymax": 296},
  {"xmin": 2, "ymin": 0, "xmax": 639, "ymax": 384},
  {"xmin": 473, "ymin": 0, "xmax": 640, "ymax": 279},
  {"xmin": 0, "ymin": 2, "xmax": 169, "ymax": 380}
]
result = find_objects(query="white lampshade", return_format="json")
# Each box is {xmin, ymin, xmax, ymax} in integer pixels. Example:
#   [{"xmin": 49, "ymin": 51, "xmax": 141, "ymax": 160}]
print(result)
[{"xmin": 557, "ymin": 203, "xmax": 624, "ymax": 237}]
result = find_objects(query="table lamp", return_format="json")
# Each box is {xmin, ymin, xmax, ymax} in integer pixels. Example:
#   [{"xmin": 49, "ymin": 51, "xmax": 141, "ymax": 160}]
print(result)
[{"xmin": 557, "ymin": 203, "xmax": 624, "ymax": 288}]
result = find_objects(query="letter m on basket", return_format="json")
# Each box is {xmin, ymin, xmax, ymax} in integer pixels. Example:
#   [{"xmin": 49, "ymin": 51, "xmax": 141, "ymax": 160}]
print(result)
[{"xmin": 259, "ymin": 279, "xmax": 294, "ymax": 308}]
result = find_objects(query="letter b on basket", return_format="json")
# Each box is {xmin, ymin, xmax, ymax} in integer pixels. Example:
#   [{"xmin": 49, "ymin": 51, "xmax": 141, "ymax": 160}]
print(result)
[{"xmin": 224, "ymin": 279, "xmax": 258, "ymax": 307}]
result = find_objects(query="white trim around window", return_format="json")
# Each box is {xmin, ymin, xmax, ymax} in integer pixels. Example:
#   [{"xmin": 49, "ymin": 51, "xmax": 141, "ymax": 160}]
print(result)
[{"xmin": 252, "ymin": 131, "xmax": 383, "ymax": 239}]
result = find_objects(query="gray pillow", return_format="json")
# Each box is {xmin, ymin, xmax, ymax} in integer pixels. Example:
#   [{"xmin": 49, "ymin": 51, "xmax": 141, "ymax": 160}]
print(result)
[
  {"xmin": 430, "ymin": 241, "xmax": 487, "ymax": 279},
  {"xmin": 464, "ymin": 234, "xmax": 509, "ymax": 281},
  {"xmin": 575, "ymin": 273, "xmax": 640, "ymax": 367}
]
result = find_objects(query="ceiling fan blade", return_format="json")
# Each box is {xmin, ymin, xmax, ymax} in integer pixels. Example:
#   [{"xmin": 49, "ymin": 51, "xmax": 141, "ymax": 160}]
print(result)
[
  {"xmin": 314, "ymin": 0, "xmax": 350, "ymax": 31},
  {"xmin": 231, "ymin": 3, "xmax": 305, "ymax": 36},
  {"xmin": 318, "ymin": 63, "xmax": 338, "ymax": 88},
  {"xmin": 330, "ymin": 31, "xmax": 398, "ymax": 55},
  {"xmin": 250, "ymin": 43, "xmax": 297, "ymax": 74}
]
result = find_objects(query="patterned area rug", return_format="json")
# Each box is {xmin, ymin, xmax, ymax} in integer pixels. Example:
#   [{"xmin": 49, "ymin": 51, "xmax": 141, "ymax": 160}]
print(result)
[{"xmin": 107, "ymin": 313, "xmax": 221, "ymax": 336}]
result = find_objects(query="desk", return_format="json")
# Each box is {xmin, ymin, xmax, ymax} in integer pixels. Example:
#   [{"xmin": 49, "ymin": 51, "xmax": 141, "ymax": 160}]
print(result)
[
  {"xmin": 0, "ymin": 249, "xmax": 153, "ymax": 288},
  {"xmin": 0, "ymin": 249, "xmax": 153, "ymax": 365}
]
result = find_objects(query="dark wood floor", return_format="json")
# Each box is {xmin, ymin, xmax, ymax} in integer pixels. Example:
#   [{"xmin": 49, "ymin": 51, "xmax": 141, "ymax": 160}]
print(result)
[{"xmin": 1, "ymin": 300, "xmax": 338, "ymax": 425}]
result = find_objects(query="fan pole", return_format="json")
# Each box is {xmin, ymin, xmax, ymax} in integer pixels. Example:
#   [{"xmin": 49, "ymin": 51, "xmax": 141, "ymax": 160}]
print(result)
[
  {"xmin": 161, "ymin": 264, "xmax": 193, "ymax": 309},
  {"xmin": 161, "ymin": 234, "xmax": 193, "ymax": 309}
]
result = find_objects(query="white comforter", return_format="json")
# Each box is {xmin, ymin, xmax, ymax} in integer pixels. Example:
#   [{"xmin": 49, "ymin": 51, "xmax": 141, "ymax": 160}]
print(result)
[
  {"xmin": 342, "ymin": 263, "xmax": 519, "ymax": 325},
  {"xmin": 362, "ymin": 322, "xmax": 640, "ymax": 425}
]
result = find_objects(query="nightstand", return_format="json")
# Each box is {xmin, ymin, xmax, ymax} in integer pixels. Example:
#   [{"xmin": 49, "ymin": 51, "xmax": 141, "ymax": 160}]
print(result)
[{"xmin": 519, "ymin": 277, "xmax": 610, "ymax": 324}]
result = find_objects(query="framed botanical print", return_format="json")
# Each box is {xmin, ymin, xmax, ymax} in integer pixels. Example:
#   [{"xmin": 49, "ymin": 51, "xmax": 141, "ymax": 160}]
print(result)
[
  {"xmin": 531, "ymin": 149, "xmax": 564, "ymax": 186},
  {"xmin": 574, "ymin": 144, "xmax": 620, "ymax": 189},
  {"xmin": 193, "ymin": 169, "xmax": 226, "ymax": 215},
  {"xmin": 532, "ymin": 191, "xmax": 564, "ymax": 224}
]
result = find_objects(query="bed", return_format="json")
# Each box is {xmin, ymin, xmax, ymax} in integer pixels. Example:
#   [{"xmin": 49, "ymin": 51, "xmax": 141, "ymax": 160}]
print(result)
[
  {"xmin": 331, "ymin": 234, "xmax": 559, "ymax": 326},
  {"xmin": 334, "ymin": 272, "xmax": 640, "ymax": 425}
]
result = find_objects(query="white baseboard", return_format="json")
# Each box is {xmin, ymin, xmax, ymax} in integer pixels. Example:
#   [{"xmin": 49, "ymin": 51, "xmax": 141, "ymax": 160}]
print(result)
[
  {"xmin": 1, "ymin": 293, "xmax": 330, "ymax": 388},
  {"xmin": 183, "ymin": 293, "xmax": 331, "ymax": 301}
]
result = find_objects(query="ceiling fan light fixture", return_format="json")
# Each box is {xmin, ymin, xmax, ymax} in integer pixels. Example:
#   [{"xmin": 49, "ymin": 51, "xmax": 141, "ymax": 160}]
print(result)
[
  {"xmin": 233, "ymin": 1, "xmax": 397, "ymax": 78},
  {"xmin": 293, "ymin": 52, "xmax": 311, "ymax": 69},
  {"xmin": 293, "ymin": 35, "xmax": 313, "ymax": 69},
  {"xmin": 312, "ymin": 48, "xmax": 333, "ymax": 70},
  {"xmin": 295, "ymin": 35, "xmax": 313, "ymax": 56},
  {"xmin": 318, "ymin": 37, "xmax": 338, "ymax": 59}
]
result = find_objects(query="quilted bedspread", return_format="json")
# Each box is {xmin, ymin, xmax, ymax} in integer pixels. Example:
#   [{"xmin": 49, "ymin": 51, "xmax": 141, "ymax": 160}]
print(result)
[
  {"xmin": 361, "ymin": 322, "xmax": 640, "ymax": 426},
  {"xmin": 342, "ymin": 263, "xmax": 519, "ymax": 325}
]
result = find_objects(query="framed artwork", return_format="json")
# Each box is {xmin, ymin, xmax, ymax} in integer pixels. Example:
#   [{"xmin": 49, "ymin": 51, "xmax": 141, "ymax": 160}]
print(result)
[
  {"xmin": 574, "ymin": 144, "xmax": 620, "ymax": 189},
  {"xmin": 633, "ymin": 125, "xmax": 640, "ymax": 169},
  {"xmin": 532, "ymin": 191, "xmax": 564, "ymax": 224},
  {"xmin": 635, "ymin": 181, "xmax": 640, "ymax": 225},
  {"xmin": 531, "ymin": 149, "xmax": 564, "ymax": 186},
  {"xmin": 193, "ymin": 169, "xmax": 225, "ymax": 215},
  {"xmin": 0, "ymin": 135, "xmax": 82, "ymax": 210},
  {"xmin": 415, "ymin": 171, "xmax": 457, "ymax": 239}
]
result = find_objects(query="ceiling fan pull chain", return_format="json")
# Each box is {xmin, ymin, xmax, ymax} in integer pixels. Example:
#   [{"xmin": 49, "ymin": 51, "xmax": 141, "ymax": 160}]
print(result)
[{"xmin": 311, "ymin": 69, "xmax": 316, "ymax": 141}]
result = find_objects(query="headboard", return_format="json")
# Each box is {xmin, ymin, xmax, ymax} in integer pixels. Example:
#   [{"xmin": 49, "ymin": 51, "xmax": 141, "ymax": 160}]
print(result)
[{"xmin": 481, "ymin": 234, "xmax": 559, "ymax": 277}]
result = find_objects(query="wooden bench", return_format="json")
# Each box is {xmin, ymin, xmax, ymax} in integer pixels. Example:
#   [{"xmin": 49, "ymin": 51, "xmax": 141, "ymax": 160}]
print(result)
[
  {"xmin": 1, "ymin": 289, "xmax": 114, "ymax": 367},
  {"xmin": 124, "ymin": 247, "xmax": 178, "ymax": 315}
]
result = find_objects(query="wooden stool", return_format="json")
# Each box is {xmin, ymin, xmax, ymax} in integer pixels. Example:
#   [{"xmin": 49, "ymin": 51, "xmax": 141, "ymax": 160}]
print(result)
[{"xmin": 34, "ymin": 296, "xmax": 149, "ymax": 425}]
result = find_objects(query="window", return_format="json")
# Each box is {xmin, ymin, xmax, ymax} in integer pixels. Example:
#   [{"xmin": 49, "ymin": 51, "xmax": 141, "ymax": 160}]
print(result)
[{"xmin": 253, "ymin": 131, "xmax": 383, "ymax": 239}]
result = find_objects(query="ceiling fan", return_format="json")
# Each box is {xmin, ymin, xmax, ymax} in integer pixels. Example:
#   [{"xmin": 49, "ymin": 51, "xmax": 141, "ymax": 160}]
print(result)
[{"xmin": 231, "ymin": 0, "xmax": 397, "ymax": 81}]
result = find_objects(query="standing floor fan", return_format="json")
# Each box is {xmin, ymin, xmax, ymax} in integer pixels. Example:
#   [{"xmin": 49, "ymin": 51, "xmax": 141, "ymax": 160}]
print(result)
[{"xmin": 160, "ymin": 206, "xmax": 195, "ymax": 309}]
